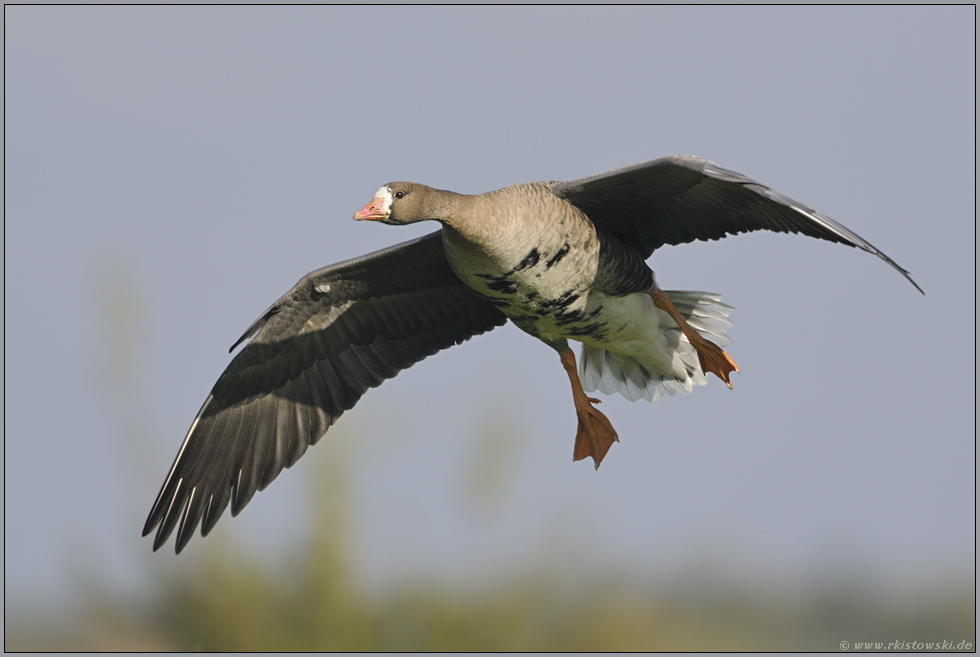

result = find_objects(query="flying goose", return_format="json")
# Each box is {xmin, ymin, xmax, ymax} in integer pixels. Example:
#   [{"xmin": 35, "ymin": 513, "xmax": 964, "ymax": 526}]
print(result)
[{"xmin": 144, "ymin": 154, "xmax": 921, "ymax": 553}]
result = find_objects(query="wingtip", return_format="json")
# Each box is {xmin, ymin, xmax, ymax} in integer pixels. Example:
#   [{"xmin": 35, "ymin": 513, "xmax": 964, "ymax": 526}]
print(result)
[
  {"xmin": 152, "ymin": 531, "xmax": 168, "ymax": 552},
  {"xmin": 897, "ymin": 267, "xmax": 924, "ymax": 295},
  {"xmin": 142, "ymin": 511, "xmax": 161, "ymax": 539},
  {"xmin": 174, "ymin": 534, "xmax": 191, "ymax": 555}
]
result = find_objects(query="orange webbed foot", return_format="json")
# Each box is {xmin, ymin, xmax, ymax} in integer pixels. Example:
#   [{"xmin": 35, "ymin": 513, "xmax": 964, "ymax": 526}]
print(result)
[
  {"xmin": 572, "ymin": 396, "xmax": 619, "ymax": 469},
  {"xmin": 692, "ymin": 333, "xmax": 740, "ymax": 389}
]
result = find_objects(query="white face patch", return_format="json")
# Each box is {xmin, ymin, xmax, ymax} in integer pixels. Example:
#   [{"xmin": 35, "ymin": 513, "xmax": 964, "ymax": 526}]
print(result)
[{"xmin": 375, "ymin": 186, "xmax": 394, "ymax": 215}]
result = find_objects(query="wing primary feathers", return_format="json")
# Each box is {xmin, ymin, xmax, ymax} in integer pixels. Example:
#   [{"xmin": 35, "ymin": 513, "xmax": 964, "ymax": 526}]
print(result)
[
  {"xmin": 285, "ymin": 378, "xmax": 309, "ymax": 461},
  {"xmin": 220, "ymin": 402, "xmax": 259, "ymax": 517},
  {"xmin": 170, "ymin": 404, "xmax": 239, "ymax": 552},
  {"xmin": 260, "ymin": 394, "xmax": 292, "ymax": 492},
  {"xmin": 231, "ymin": 393, "xmax": 278, "ymax": 515}
]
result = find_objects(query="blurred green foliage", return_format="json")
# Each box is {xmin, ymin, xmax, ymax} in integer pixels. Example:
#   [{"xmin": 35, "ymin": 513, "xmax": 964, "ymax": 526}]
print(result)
[
  {"xmin": 142, "ymin": 487, "xmax": 978, "ymax": 651},
  {"xmin": 7, "ymin": 448, "xmax": 975, "ymax": 651}
]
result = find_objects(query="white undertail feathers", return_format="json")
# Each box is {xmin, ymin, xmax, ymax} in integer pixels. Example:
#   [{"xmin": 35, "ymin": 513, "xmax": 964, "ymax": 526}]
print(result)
[{"xmin": 579, "ymin": 291, "xmax": 734, "ymax": 404}]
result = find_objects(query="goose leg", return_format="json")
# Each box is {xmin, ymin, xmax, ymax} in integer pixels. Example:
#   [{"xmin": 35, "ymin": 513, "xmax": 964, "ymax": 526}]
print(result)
[
  {"xmin": 559, "ymin": 347, "xmax": 619, "ymax": 469},
  {"xmin": 651, "ymin": 289, "xmax": 739, "ymax": 388}
]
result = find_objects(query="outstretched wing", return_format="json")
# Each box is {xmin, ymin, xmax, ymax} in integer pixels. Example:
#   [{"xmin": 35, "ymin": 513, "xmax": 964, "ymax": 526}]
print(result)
[
  {"xmin": 144, "ymin": 230, "xmax": 507, "ymax": 553},
  {"xmin": 550, "ymin": 154, "xmax": 921, "ymax": 293}
]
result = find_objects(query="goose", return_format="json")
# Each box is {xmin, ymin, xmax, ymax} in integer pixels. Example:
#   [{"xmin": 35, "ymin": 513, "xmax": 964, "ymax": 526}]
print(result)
[{"xmin": 144, "ymin": 154, "xmax": 921, "ymax": 553}]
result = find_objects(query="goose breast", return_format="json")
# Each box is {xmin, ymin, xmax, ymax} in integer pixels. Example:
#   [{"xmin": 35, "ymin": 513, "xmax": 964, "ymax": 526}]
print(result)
[{"xmin": 438, "ymin": 183, "xmax": 625, "ymax": 345}]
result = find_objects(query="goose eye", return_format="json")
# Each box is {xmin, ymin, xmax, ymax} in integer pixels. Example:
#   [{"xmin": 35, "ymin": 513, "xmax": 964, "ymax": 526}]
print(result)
[{"xmin": 394, "ymin": 191, "xmax": 405, "ymax": 199}]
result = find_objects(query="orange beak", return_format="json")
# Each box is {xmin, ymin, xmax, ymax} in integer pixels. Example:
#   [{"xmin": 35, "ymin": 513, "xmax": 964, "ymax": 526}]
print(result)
[{"xmin": 354, "ymin": 197, "xmax": 388, "ymax": 221}]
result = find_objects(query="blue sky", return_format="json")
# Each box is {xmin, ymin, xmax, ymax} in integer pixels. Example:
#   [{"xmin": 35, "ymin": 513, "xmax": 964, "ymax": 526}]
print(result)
[{"xmin": 4, "ymin": 6, "xmax": 974, "ymax": 609}]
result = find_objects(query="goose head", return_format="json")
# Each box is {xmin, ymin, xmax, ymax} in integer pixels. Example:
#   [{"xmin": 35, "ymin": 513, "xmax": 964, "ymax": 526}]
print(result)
[{"xmin": 355, "ymin": 182, "xmax": 454, "ymax": 226}]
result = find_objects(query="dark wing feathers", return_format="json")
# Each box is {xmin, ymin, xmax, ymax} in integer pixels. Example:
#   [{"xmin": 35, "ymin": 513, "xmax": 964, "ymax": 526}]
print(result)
[
  {"xmin": 551, "ymin": 154, "xmax": 922, "ymax": 293},
  {"xmin": 144, "ymin": 230, "xmax": 507, "ymax": 553}
]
